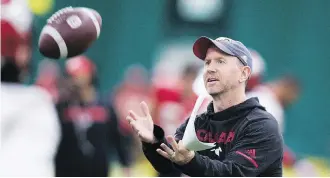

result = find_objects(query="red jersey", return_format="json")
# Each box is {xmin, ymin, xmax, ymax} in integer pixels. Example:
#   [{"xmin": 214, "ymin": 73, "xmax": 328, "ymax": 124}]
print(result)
[
  {"xmin": 113, "ymin": 83, "xmax": 151, "ymax": 136},
  {"xmin": 152, "ymin": 86, "xmax": 198, "ymax": 136}
]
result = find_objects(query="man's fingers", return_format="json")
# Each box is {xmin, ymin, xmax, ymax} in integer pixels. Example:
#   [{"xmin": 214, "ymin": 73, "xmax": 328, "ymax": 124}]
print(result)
[
  {"xmin": 138, "ymin": 131, "xmax": 149, "ymax": 141},
  {"xmin": 166, "ymin": 135, "xmax": 179, "ymax": 152},
  {"xmin": 156, "ymin": 148, "xmax": 170, "ymax": 160},
  {"xmin": 126, "ymin": 115, "xmax": 135, "ymax": 124},
  {"xmin": 131, "ymin": 124, "xmax": 139, "ymax": 133},
  {"xmin": 177, "ymin": 140, "xmax": 188, "ymax": 152},
  {"xmin": 137, "ymin": 131, "xmax": 146, "ymax": 138},
  {"xmin": 140, "ymin": 101, "xmax": 151, "ymax": 117},
  {"xmin": 128, "ymin": 110, "xmax": 140, "ymax": 120},
  {"xmin": 160, "ymin": 143, "xmax": 175, "ymax": 156},
  {"xmin": 126, "ymin": 116, "xmax": 139, "ymax": 132}
]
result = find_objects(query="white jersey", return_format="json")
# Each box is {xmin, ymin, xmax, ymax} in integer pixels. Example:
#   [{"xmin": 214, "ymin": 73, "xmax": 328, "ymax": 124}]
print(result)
[
  {"xmin": 246, "ymin": 86, "xmax": 284, "ymax": 133},
  {"xmin": 0, "ymin": 83, "xmax": 60, "ymax": 176}
]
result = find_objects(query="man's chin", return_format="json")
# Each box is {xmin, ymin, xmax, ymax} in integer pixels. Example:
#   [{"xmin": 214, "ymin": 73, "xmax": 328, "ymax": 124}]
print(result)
[{"xmin": 207, "ymin": 90, "xmax": 220, "ymax": 97}]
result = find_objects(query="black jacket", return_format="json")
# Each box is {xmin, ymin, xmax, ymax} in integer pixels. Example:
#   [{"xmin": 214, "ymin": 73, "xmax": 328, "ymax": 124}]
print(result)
[
  {"xmin": 55, "ymin": 99, "xmax": 131, "ymax": 177},
  {"xmin": 143, "ymin": 97, "xmax": 283, "ymax": 177}
]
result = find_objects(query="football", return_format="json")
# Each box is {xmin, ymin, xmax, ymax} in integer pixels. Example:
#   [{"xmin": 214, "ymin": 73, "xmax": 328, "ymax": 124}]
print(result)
[{"xmin": 38, "ymin": 6, "xmax": 102, "ymax": 59}]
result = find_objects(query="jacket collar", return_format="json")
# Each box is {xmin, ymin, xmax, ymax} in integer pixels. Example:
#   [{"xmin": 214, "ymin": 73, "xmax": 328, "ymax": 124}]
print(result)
[{"xmin": 206, "ymin": 97, "xmax": 264, "ymax": 121}]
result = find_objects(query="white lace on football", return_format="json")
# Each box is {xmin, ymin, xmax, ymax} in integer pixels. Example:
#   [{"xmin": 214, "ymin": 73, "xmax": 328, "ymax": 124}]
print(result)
[{"xmin": 47, "ymin": 6, "xmax": 74, "ymax": 24}]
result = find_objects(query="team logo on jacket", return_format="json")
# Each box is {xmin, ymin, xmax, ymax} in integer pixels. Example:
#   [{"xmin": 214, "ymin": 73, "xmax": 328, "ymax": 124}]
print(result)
[
  {"xmin": 196, "ymin": 130, "xmax": 235, "ymax": 144},
  {"xmin": 245, "ymin": 149, "xmax": 256, "ymax": 159},
  {"xmin": 211, "ymin": 146, "xmax": 222, "ymax": 156}
]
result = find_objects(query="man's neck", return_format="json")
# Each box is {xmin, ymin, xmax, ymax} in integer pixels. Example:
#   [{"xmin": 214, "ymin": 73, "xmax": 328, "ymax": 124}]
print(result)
[{"xmin": 212, "ymin": 87, "xmax": 247, "ymax": 113}]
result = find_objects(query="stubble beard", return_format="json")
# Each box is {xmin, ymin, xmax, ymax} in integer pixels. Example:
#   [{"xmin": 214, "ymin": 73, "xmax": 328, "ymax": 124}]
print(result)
[
  {"xmin": 208, "ymin": 84, "xmax": 230, "ymax": 98},
  {"xmin": 208, "ymin": 82, "xmax": 240, "ymax": 100}
]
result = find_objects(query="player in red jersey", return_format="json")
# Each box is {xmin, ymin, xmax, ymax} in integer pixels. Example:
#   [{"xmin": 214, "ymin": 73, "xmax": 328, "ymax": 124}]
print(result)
[{"xmin": 151, "ymin": 64, "xmax": 199, "ymax": 138}]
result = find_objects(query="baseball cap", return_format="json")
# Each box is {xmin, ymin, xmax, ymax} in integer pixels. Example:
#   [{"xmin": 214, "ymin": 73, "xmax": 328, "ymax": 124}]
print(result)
[{"xmin": 193, "ymin": 36, "xmax": 253, "ymax": 71}]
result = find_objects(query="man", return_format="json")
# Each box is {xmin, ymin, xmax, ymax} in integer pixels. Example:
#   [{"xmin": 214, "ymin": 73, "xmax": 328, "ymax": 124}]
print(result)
[
  {"xmin": 0, "ymin": 1, "xmax": 60, "ymax": 175},
  {"xmin": 55, "ymin": 55, "xmax": 131, "ymax": 177},
  {"xmin": 126, "ymin": 36, "xmax": 283, "ymax": 176}
]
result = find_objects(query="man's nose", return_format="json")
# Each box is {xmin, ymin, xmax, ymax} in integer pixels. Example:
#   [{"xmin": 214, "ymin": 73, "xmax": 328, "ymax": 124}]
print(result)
[{"xmin": 206, "ymin": 64, "xmax": 216, "ymax": 73}]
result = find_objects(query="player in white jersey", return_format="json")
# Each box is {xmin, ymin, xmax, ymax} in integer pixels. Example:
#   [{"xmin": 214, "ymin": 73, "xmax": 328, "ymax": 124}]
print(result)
[
  {"xmin": 0, "ymin": 1, "xmax": 61, "ymax": 174},
  {"xmin": 0, "ymin": 83, "xmax": 61, "ymax": 176}
]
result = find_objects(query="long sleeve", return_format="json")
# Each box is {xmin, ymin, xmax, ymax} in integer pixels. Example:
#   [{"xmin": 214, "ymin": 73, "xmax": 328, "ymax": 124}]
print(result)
[
  {"xmin": 142, "ymin": 119, "xmax": 189, "ymax": 175},
  {"xmin": 175, "ymin": 118, "xmax": 283, "ymax": 177}
]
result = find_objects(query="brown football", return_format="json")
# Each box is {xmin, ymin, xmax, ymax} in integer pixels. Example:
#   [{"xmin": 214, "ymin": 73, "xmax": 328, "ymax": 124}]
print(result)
[{"xmin": 38, "ymin": 7, "xmax": 102, "ymax": 59}]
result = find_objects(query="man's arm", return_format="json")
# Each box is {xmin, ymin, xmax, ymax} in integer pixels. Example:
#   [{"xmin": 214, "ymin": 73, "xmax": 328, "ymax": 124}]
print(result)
[
  {"xmin": 142, "ymin": 118, "xmax": 189, "ymax": 175},
  {"xmin": 175, "ymin": 118, "xmax": 283, "ymax": 177}
]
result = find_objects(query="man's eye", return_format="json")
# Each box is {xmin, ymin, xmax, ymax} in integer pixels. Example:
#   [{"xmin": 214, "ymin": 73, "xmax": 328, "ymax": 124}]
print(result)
[{"xmin": 217, "ymin": 60, "xmax": 224, "ymax": 64}]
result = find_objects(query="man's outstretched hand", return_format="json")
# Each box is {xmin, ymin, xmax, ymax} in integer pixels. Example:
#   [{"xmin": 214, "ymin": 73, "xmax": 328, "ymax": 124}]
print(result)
[
  {"xmin": 126, "ymin": 102, "xmax": 195, "ymax": 166},
  {"xmin": 126, "ymin": 101, "xmax": 156, "ymax": 143},
  {"xmin": 157, "ymin": 136, "xmax": 195, "ymax": 165}
]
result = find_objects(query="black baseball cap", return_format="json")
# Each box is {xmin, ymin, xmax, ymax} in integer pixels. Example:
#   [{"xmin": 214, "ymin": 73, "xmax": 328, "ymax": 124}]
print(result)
[{"xmin": 193, "ymin": 36, "xmax": 253, "ymax": 71}]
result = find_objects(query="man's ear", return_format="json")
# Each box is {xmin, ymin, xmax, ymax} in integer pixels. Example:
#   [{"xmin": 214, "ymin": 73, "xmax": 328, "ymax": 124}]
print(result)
[{"xmin": 239, "ymin": 66, "xmax": 251, "ymax": 83}]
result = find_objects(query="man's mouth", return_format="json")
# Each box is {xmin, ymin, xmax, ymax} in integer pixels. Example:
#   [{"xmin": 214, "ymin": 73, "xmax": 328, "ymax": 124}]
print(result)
[{"xmin": 207, "ymin": 78, "xmax": 219, "ymax": 83}]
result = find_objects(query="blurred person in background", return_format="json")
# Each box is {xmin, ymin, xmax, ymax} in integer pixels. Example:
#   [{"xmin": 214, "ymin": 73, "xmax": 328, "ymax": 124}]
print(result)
[
  {"xmin": 54, "ymin": 55, "xmax": 131, "ymax": 177},
  {"xmin": 150, "ymin": 63, "xmax": 200, "ymax": 177},
  {"xmin": 247, "ymin": 76, "xmax": 300, "ymax": 134},
  {"xmin": 151, "ymin": 63, "xmax": 199, "ymax": 137},
  {"xmin": 111, "ymin": 64, "xmax": 151, "ymax": 172},
  {"xmin": 35, "ymin": 59, "xmax": 61, "ymax": 103},
  {"xmin": 0, "ymin": 0, "xmax": 60, "ymax": 176},
  {"xmin": 1, "ymin": 0, "xmax": 34, "ymax": 82},
  {"xmin": 245, "ymin": 48, "xmax": 266, "ymax": 92}
]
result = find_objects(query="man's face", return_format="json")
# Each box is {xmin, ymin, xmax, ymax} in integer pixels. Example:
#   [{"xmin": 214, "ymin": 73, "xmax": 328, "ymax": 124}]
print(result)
[
  {"xmin": 279, "ymin": 80, "xmax": 300, "ymax": 107},
  {"xmin": 71, "ymin": 72, "xmax": 92, "ymax": 87},
  {"xmin": 203, "ymin": 47, "xmax": 245, "ymax": 96}
]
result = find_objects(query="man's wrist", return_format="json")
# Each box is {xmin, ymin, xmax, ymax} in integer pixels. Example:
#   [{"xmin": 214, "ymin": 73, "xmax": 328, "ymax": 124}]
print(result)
[
  {"xmin": 186, "ymin": 151, "xmax": 196, "ymax": 163},
  {"xmin": 175, "ymin": 152, "xmax": 200, "ymax": 175},
  {"xmin": 177, "ymin": 151, "xmax": 195, "ymax": 165},
  {"xmin": 142, "ymin": 125, "xmax": 164, "ymax": 150},
  {"xmin": 150, "ymin": 136, "xmax": 159, "ymax": 144}
]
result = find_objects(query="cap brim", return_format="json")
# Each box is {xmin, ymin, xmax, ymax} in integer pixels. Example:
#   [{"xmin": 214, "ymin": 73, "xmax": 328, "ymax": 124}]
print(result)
[{"xmin": 193, "ymin": 36, "xmax": 235, "ymax": 60}]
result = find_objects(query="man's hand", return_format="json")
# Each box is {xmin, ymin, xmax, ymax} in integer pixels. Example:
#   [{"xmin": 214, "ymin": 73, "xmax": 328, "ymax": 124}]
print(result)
[
  {"xmin": 156, "ymin": 135, "xmax": 195, "ymax": 165},
  {"xmin": 126, "ymin": 101, "xmax": 156, "ymax": 143}
]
